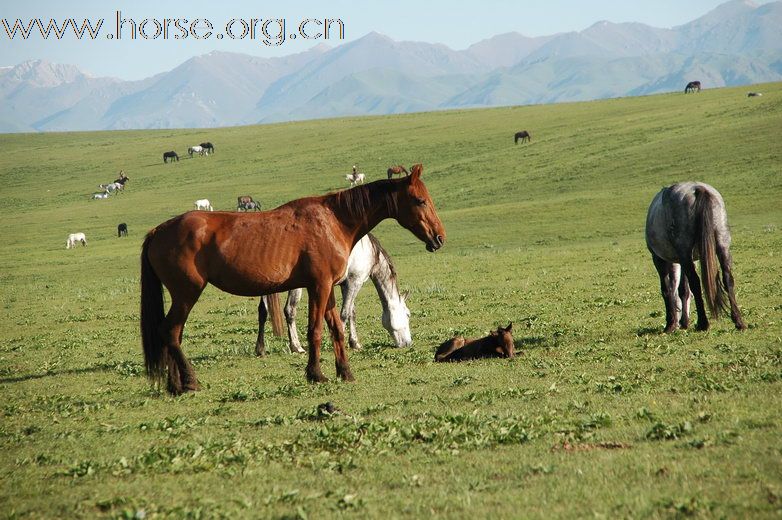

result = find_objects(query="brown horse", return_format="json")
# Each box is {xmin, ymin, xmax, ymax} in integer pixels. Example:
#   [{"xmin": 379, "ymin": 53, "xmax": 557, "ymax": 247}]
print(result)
[
  {"xmin": 387, "ymin": 165, "xmax": 409, "ymax": 179},
  {"xmin": 514, "ymin": 131, "xmax": 531, "ymax": 144},
  {"xmin": 434, "ymin": 323, "xmax": 515, "ymax": 362},
  {"xmin": 141, "ymin": 164, "xmax": 445, "ymax": 394}
]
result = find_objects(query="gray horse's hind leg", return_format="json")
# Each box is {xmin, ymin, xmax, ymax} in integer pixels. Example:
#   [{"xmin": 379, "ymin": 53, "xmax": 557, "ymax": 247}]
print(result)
[
  {"xmin": 255, "ymin": 297, "xmax": 268, "ymax": 356},
  {"xmin": 678, "ymin": 271, "xmax": 691, "ymax": 329},
  {"xmin": 652, "ymin": 253, "xmax": 681, "ymax": 333},
  {"xmin": 679, "ymin": 254, "xmax": 710, "ymax": 331},
  {"xmin": 285, "ymin": 289, "xmax": 306, "ymax": 353},
  {"xmin": 716, "ymin": 246, "xmax": 747, "ymax": 330}
]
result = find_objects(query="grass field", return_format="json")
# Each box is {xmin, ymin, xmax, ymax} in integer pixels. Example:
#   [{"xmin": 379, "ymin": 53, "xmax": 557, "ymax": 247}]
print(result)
[{"xmin": 1, "ymin": 83, "xmax": 781, "ymax": 519}]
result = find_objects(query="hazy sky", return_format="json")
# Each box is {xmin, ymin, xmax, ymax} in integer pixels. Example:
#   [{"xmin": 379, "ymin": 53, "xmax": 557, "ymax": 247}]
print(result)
[{"xmin": 1, "ymin": 0, "xmax": 775, "ymax": 79}]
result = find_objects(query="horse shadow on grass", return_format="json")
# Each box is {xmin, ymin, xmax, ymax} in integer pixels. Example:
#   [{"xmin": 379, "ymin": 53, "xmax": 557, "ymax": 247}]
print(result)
[{"xmin": 0, "ymin": 360, "xmax": 143, "ymax": 384}]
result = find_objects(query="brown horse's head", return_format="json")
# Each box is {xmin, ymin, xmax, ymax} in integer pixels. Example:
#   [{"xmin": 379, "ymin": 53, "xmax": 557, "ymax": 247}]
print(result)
[
  {"xmin": 396, "ymin": 164, "xmax": 446, "ymax": 252},
  {"xmin": 490, "ymin": 322, "xmax": 515, "ymax": 358}
]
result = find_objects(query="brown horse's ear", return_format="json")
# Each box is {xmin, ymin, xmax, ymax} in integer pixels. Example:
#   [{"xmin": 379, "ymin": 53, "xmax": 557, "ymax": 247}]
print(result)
[
  {"xmin": 505, "ymin": 322, "xmax": 513, "ymax": 333},
  {"xmin": 410, "ymin": 164, "xmax": 423, "ymax": 181}
]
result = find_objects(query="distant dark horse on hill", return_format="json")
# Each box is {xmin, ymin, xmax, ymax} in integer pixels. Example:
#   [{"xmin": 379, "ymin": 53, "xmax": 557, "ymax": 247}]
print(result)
[
  {"xmin": 435, "ymin": 323, "xmax": 515, "ymax": 362},
  {"xmin": 140, "ymin": 165, "xmax": 445, "ymax": 394},
  {"xmin": 685, "ymin": 81, "xmax": 701, "ymax": 94},
  {"xmin": 514, "ymin": 131, "xmax": 531, "ymax": 144},
  {"xmin": 200, "ymin": 142, "xmax": 215, "ymax": 154},
  {"xmin": 387, "ymin": 165, "xmax": 409, "ymax": 179},
  {"xmin": 645, "ymin": 182, "xmax": 746, "ymax": 333},
  {"xmin": 163, "ymin": 151, "xmax": 179, "ymax": 163}
]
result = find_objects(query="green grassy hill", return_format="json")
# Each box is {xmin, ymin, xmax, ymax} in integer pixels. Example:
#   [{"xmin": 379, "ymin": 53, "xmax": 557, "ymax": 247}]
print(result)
[{"xmin": 1, "ymin": 83, "xmax": 781, "ymax": 518}]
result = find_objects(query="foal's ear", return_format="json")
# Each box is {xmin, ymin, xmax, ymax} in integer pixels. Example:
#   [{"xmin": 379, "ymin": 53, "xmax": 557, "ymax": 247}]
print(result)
[
  {"xmin": 410, "ymin": 164, "xmax": 423, "ymax": 181},
  {"xmin": 401, "ymin": 290, "xmax": 410, "ymax": 302},
  {"xmin": 505, "ymin": 322, "xmax": 513, "ymax": 333}
]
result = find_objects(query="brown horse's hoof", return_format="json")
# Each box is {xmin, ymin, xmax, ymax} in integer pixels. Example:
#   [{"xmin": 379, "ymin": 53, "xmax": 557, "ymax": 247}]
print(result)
[
  {"xmin": 735, "ymin": 322, "xmax": 748, "ymax": 331},
  {"xmin": 306, "ymin": 367, "xmax": 329, "ymax": 383},
  {"xmin": 696, "ymin": 322, "xmax": 710, "ymax": 332},
  {"xmin": 338, "ymin": 367, "xmax": 355, "ymax": 382},
  {"xmin": 663, "ymin": 325, "xmax": 678, "ymax": 334},
  {"xmin": 255, "ymin": 346, "xmax": 266, "ymax": 357}
]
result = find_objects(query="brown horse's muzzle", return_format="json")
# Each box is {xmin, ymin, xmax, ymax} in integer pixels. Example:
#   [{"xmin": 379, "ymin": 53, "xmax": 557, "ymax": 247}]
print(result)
[{"xmin": 426, "ymin": 234, "xmax": 445, "ymax": 252}]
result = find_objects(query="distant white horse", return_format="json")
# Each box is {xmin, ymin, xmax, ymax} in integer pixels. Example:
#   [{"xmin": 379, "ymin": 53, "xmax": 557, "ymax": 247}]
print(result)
[
  {"xmin": 100, "ymin": 182, "xmax": 124, "ymax": 193},
  {"xmin": 66, "ymin": 232, "xmax": 87, "ymax": 249},
  {"xmin": 194, "ymin": 199, "xmax": 213, "ymax": 211},
  {"xmin": 92, "ymin": 191, "xmax": 109, "ymax": 200},
  {"xmin": 346, "ymin": 171, "xmax": 365, "ymax": 187},
  {"xmin": 256, "ymin": 233, "xmax": 412, "ymax": 354},
  {"xmin": 188, "ymin": 145, "xmax": 207, "ymax": 157}
]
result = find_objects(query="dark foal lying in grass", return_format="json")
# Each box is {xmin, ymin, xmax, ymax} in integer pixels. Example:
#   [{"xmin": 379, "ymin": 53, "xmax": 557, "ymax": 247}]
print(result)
[{"xmin": 434, "ymin": 323, "xmax": 515, "ymax": 362}]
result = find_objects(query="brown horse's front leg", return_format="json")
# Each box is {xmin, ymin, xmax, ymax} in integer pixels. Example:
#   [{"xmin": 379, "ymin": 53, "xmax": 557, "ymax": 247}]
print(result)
[
  {"xmin": 324, "ymin": 289, "xmax": 354, "ymax": 382},
  {"xmin": 305, "ymin": 286, "xmax": 329, "ymax": 383}
]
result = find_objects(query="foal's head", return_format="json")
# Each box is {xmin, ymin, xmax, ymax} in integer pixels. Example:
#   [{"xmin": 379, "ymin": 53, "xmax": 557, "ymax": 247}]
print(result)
[
  {"xmin": 490, "ymin": 323, "xmax": 515, "ymax": 358},
  {"xmin": 396, "ymin": 164, "xmax": 446, "ymax": 252}
]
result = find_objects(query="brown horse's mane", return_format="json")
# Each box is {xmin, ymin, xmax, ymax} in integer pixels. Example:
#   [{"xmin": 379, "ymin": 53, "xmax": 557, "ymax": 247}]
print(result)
[{"xmin": 327, "ymin": 178, "xmax": 401, "ymax": 226}]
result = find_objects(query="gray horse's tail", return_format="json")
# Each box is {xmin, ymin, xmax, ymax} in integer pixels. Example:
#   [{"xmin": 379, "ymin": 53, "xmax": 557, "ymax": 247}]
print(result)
[{"xmin": 694, "ymin": 188, "xmax": 728, "ymax": 318}]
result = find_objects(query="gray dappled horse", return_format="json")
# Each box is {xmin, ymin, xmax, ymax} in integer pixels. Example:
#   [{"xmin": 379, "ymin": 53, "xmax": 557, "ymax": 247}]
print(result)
[{"xmin": 645, "ymin": 182, "xmax": 746, "ymax": 333}]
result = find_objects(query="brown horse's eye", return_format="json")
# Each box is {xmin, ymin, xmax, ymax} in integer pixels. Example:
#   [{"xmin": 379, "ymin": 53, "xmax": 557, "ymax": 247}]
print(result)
[{"xmin": 414, "ymin": 197, "xmax": 426, "ymax": 206}]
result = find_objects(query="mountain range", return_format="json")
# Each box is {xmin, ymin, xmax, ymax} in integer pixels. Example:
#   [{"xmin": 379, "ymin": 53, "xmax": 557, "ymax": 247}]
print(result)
[{"xmin": 2, "ymin": 0, "xmax": 781, "ymax": 132}]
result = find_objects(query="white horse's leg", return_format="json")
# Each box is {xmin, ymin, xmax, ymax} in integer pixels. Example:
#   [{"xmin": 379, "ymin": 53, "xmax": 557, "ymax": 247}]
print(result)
[
  {"xmin": 284, "ymin": 289, "xmax": 306, "ymax": 354},
  {"xmin": 340, "ymin": 281, "xmax": 363, "ymax": 350}
]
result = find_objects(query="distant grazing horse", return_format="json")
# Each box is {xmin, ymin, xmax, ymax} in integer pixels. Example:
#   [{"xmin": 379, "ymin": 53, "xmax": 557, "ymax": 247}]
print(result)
[
  {"xmin": 194, "ymin": 199, "xmax": 213, "ymax": 211},
  {"xmin": 118, "ymin": 223, "xmax": 128, "ymax": 237},
  {"xmin": 435, "ymin": 323, "xmax": 515, "ymax": 362},
  {"xmin": 256, "ymin": 233, "xmax": 412, "ymax": 355},
  {"xmin": 140, "ymin": 164, "xmax": 445, "ymax": 394},
  {"xmin": 685, "ymin": 81, "xmax": 701, "ymax": 94},
  {"xmin": 188, "ymin": 146, "xmax": 206, "ymax": 157},
  {"xmin": 163, "ymin": 151, "xmax": 179, "ymax": 163},
  {"xmin": 514, "ymin": 131, "xmax": 531, "ymax": 144},
  {"xmin": 387, "ymin": 165, "xmax": 409, "ymax": 179},
  {"xmin": 237, "ymin": 195, "xmax": 261, "ymax": 211},
  {"xmin": 645, "ymin": 182, "xmax": 746, "ymax": 333},
  {"xmin": 199, "ymin": 142, "xmax": 214, "ymax": 154},
  {"xmin": 66, "ymin": 232, "xmax": 87, "ymax": 249},
  {"xmin": 747, "ymin": 92, "xmax": 763, "ymax": 97},
  {"xmin": 101, "ymin": 182, "xmax": 124, "ymax": 194}
]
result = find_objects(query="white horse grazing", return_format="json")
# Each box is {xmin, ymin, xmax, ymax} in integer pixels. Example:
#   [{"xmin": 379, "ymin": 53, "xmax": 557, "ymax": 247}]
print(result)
[
  {"xmin": 66, "ymin": 232, "xmax": 87, "ymax": 249},
  {"xmin": 194, "ymin": 199, "xmax": 213, "ymax": 211},
  {"xmin": 256, "ymin": 233, "xmax": 412, "ymax": 354},
  {"xmin": 188, "ymin": 145, "xmax": 205, "ymax": 158},
  {"xmin": 92, "ymin": 191, "xmax": 109, "ymax": 199}
]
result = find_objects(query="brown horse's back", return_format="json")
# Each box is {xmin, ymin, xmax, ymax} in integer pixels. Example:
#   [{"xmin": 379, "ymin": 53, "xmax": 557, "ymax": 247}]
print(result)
[{"xmin": 145, "ymin": 207, "xmax": 349, "ymax": 298}]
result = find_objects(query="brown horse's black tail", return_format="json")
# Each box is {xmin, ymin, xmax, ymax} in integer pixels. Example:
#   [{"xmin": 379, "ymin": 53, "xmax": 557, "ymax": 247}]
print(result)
[
  {"xmin": 140, "ymin": 231, "xmax": 167, "ymax": 387},
  {"xmin": 694, "ymin": 188, "xmax": 728, "ymax": 318},
  {"xmin": 267, "ymin": 293, "xmax": 285, "ymax": 337}
]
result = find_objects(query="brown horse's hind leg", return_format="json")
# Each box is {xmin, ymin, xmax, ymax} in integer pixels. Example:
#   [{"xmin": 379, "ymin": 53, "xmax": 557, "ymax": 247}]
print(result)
[
  {"xmin": 324, "ymin": 290, "xmax": 354, "ymax": 382},
  {"xmin": 255, "ymin": 297, "xmax": 267, "ymax": 356},
  {"xmin": 716, "ymin": 246, "xmax": 747, "ymax": 330},
  {"xmin": 163, "ymin": 297, "xmax": 200, "ymax": 394},
  {"xmin": 305, "ymin": 285, "xmax": 329, "ymax": 383},
  {"xmin": 652, "ymin": 254, "xmax": 680, "ymax": 333}
]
